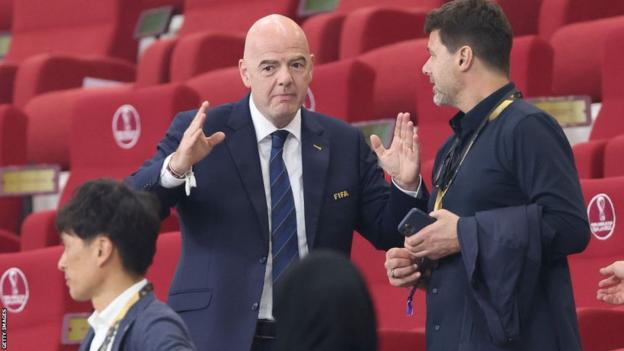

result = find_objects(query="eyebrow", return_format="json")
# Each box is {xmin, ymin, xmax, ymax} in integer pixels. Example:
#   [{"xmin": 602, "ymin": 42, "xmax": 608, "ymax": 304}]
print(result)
[{"xmin": 257, "ymin": 56, "xmax": 307, "ymax": 68}]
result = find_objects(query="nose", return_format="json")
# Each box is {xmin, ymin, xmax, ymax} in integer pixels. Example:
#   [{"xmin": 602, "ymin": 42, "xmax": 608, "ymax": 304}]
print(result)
[
  {"xmin": 422, "ymin": 57, "xmax": 431, "ymax": 76},
  {"xmin": 57, "ymin": 252, "xmax": 66, "ymax": 272},
  {"xmin": 277, "ymin": 65, "xmax": 294, "ymax": 87}
]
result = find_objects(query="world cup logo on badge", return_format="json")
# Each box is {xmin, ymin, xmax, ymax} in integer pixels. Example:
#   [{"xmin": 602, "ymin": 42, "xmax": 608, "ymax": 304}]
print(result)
[
  {"xmin": 0, "ymin": 268, "xmax": 29, "ymax": 313},
  {"xmin": 112, "ymin": 104, "xmax": 141, "ymax": 149},
  {"xmin": 587, "ymin": 193, "xmax": 616, "ymax": 240},
  {"xmin": 303, "ymin": 87, "xmax": 316, "ymax": 111}
]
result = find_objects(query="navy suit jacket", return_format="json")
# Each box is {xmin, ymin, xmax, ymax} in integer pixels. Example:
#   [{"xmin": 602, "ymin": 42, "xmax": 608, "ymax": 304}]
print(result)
[
  {"xmin": 79, "ymin": 291, "xmax": 195, "ymax": 351},
  {"xmin": 126, "ymin": 95, "xmax": 423, "ymax": 351}
]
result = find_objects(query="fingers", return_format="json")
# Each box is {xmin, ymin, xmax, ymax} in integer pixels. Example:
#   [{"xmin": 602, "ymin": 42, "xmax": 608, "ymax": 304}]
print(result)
[
  {"xmin": 370, "ymin": 134, "xmax": 385, "ymax": 157},
  {"xmin": 188, "ymin": 101, "xmax": 210, "ymax": 132},
  {"xmin": 390, "ymin": 270, "xmax": 422, "ymax": 288},
  {"xmin": 205, "ymin": 131, "xmax": 226, "ymax": 147},
  {"xmin": 600, "ymin": 263, "xmax": 615, "ymax": 276},
  {"xmin": 598, "ymin": 276, "xmax": 619, "ymax": 288}
]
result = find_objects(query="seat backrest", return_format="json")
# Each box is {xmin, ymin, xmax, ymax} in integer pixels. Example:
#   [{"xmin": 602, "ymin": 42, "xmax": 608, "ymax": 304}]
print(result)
[
  {"xmin": 538, "ymin": 0, "xmax": 624, "ymax": 39},
  {"xmin": 7, "ymin": 0, "xmax": 142, "ymax": 63},
  {"xmin": 146, "ymin": 231, "xmax": 182, "ymax": 301},
  {"xmin": 604, "ymin": 135, "xmax": 624, "ymax": 178},
  {"xmin": 510, "ymin": 35, "xmax": 553, "ymax": 97},
  {"xmin": 578, "ymin": 177, "xmax": 624, "ymax": 258},
  {"xmin": 0, "ymin": 246, "xmax": 92, "ymax": 350},
  {"xmin": 179, "ymin": 0, "xmax": 298, "ymax": 36},
  {"xmin": 359, "ymin": 39, "xmax": 428, "ymax": 121},
  {"xmin": 0, "ymin": 0, "xmax": 11, "ymax": 31},
  {"xmin": 335, "ymin": 0, "xmax": 443, "ymax": 12},
  {"xmin": 61, "ymin": 83, "xmax": 199, "ymax": 206},
  {"xmin": 0, "ymin": 105, "xmax": 26, "ymax": 233},
  {"xmin": 590, "ymin": 27, "xmax": 624, "ymax": 140}
]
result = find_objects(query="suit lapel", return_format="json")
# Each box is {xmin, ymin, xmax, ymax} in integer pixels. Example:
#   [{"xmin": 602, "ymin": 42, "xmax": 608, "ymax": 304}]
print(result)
[
  {"xmin": 79, "ymin": 330, "xmax": 94, "ymax": 351},
  {"xmin": 225, "ymin": 96, "xmax": 270, "ymax": 244},
  {"xmin": 300, "ymin": 110, "xmax": 329, "ymax": 248},
  {"xmin": 109, "ymin": 292, "xmax": 155, "ymax": 351}
]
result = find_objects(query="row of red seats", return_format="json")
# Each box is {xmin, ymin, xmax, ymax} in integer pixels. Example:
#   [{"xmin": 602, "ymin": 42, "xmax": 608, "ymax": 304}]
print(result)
[{"xmin": 2, "ymin": 174, "xmax": 623, "ymax": 350}]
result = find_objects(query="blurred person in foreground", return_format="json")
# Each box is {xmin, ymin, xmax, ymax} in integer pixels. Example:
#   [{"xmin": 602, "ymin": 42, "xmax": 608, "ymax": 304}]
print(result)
[
  {"xmin": 57, "ymin": 179, "xmax": 195, "ymax": 351},
  {"xmin": 384, "ymin": 0, "xmax": 590, "ymax": 350},
  {"xmin": 274, "ymin": 250, "xmax": 377, "ymax": 351}
]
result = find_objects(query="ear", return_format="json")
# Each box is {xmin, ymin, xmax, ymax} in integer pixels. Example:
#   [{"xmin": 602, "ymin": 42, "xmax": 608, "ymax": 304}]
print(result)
[
  {"xmin": 239, "ymin": 59, "xmax": 252, "ymax": 88},
  {"xmin": 457, "ymin": 46, "xmax": 473, "ymax": 72},
  {"xmin": 94, "ymin": 235, "xmax": 115, "ymax": 268},
  {"xmin": 308, "ymin": 54, "xmax": 315, "ymax": 81}
]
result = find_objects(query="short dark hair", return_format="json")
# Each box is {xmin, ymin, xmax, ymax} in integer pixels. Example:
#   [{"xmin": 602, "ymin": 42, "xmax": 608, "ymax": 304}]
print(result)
[
  {"xmin": 56, "ymin": 179, "xmax": 161, "ymax": 276},
  {"xmin": 424, "ymin": 0, "xmax": 513, "ymax": 75}
]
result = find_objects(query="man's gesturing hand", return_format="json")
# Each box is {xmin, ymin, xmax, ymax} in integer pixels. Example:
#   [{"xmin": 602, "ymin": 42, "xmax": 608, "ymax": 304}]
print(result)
[{"xmin": 169, "ymin": 101, "xmax": 226, "ymax": 174}]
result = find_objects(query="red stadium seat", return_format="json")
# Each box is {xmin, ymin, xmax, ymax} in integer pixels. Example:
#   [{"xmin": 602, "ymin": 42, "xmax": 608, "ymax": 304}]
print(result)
[
  {"xmin": 0, "ymin": 0, "xmax": 11, "ymax": 31},
  {"xmin": 569, "ymin": 177, "xmax": 624, "ymax": 309},
  {"xmin": 378, "ymin": 328, "xmax": 426, "ymax": 351},
  {"xmin": 187, "ymin": 59, "xmax": 376, "ymax": 123},
  {"xmin": 572, "ymin": 27, "xmax": 624, "ymax": 178},
  {"xmin": 146, "ymin": 231, "xmax": 182, "ymax": 301},
  {"xmin": 538, "ymin": 0, "xmax": 624, "ymax": 40},
  {"xmin": 0, "ymin": 246, "xmax": 92, "ymax": 350},
  {"xmin": 0, "ymin": 105, "xmax": 26, "ymax": 235},
  {"xmin": 303, "ymin": 0, "xmax": 442, "ymax": 64},
  {"xmin": 351, "ymin": 234, "xmax": 427, "ymax": 330},
  {"xmin": 0, "ymin": 229, "xmax": 19, "ymax": 253},
  {"xmin": 550, "ymin": 16, "xmax": 624, "ymax": 102},
  {"xmin": 604, "ymin": 135, "xmax": 624, "ymax": 178},
  {"xmin": 0, "ymin": 0, "xmax": 141, "ymax": 106},
  {"xmin": 577, "ymin": 307, "xmax": 624, "ymax": 351},
  {"xmin": 20, "ymin": 84, "xmax": 197, "ymax": 251}
]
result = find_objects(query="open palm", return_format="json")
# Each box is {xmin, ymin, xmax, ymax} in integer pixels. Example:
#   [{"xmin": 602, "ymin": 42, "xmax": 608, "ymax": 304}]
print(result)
[{"xmin": 370, "ymin": 113, "xmax": 421, "ymax": 191}]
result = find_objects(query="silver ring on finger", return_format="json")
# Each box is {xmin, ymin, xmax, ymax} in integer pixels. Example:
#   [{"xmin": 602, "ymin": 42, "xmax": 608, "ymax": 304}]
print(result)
[{"xmin": 391, "ymin": 268, "xmax": 397, "ymax": 279}]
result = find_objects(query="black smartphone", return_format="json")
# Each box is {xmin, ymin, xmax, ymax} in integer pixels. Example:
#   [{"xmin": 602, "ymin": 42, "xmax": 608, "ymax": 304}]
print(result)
[{"xmin": 398, "ymin": 208, "xmax": 436, "ymax": 237}]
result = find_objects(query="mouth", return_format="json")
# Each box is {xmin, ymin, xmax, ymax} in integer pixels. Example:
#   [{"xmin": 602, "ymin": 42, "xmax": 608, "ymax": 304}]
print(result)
[{"xmin": 273, "ymin": 93, "xmax": 297, "ymax": 101}]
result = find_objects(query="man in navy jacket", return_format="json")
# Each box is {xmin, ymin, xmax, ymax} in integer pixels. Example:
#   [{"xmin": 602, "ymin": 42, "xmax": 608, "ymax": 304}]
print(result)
[
  {"xmin": 57, "ymin": 179, "xmax": 195, "ymax": 351},
  {"xmin": 385, "ymin": 1, "xmax": 589, "ymax": 350},
  {"xmin": 127, "ymin": 14, "xmax": 423, "ymax": 351}
]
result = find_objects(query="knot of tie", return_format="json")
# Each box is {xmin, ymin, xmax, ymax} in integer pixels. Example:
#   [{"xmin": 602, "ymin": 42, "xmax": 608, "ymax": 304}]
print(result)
[{"xmin": 271, "ymin": 130, "xmax": 290, "ymax": 150}]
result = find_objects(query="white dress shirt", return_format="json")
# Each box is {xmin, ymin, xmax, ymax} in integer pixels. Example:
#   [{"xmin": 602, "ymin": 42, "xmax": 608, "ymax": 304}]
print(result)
[{"xmin": 87, "ymin": 279, "xmax": 148, "ymax": 351}]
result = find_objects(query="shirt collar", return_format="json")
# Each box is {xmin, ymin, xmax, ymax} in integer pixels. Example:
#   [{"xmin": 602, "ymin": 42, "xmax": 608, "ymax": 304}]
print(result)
[
  {"xmin": 449, "ymin": 82, "xmax": 516, "ymax": 139},
  {"xmin": 87, "ymin": 278, "xmax": 148, "ymax": 332},
  {"xmin": 249, "ymin": 93, "xmax": 301, "ymax": 143}
]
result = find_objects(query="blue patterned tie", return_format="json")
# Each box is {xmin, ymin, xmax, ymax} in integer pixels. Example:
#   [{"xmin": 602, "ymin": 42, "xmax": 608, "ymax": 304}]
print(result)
[{"xmin": 270, "ymin": 130, "xmax": 299, "ymax": 282}]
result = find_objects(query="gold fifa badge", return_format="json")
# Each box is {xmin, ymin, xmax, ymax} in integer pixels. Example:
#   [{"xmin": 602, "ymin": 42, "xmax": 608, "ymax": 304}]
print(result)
[{"xmin": 333, "ymin": 190, "xmax": 350, "ymax": 200}]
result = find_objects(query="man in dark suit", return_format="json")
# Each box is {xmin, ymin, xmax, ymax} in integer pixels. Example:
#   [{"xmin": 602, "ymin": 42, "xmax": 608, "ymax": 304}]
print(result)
[
  {"xmin": 56, "ymin": 179, "xmax": 195, "ymax": 351},
  {"xmin": 126, "ymin": 14, "xmax": 423, "ymax": 351}
]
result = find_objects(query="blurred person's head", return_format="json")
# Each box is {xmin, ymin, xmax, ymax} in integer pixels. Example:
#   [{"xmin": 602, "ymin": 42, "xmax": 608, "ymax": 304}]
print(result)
[
  {"xmin": 274, "ymin": 250, "xmax": 377, "ymax": 351},
  {"xmin": 422, "ymin": 0, "xmax": 513, "ymax": 111},
  {"xmin": 239, "ymin": 14, "xmax": 314, "ymax": 128},
  {"xmin": 56, "ymin": 179, "xmax": 160, "ymax": 310}
]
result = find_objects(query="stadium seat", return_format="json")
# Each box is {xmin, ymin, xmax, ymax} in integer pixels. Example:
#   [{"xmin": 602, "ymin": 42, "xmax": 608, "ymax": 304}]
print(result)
[
  {"xmin": 0, "ymin": 104, "xmax": 26, "ymax": 235},
  {"xmin": 0, "ymin": 246, "xmax": 92, "ymax": 350},
  {"xmin": 20, "ymin": 83, "xmax": 197, "ymax": 251},
  {"xmin": 378, "ymin": 328, "xmax": 426, "ymax": 351},
  {"xmin": 0, "ymin": 0, "xmax": 141, "ymax": 106},
  {"xmin": 303, "ymin": 0, "xmax": 443, "ymax": 64},
  {"xmin": 577, "ymin": 307, "xmax": 624, "ymax": 351},
  {"xmin": 351, "ymin": 234, "xmax": 427, "ymax": 330},
  {"xmin": 550, "ymin": 16, "xmax": 624, "ymax": 101},
  {"xmin": 538, "ymin": 0, "xmax": 624, "ymax": 40},
  {"xmin": 572, "ymin": 27, "xmax": 624, "ymax": 178},
  {"xmin": 0, "ymin": 0, "xmax": 11, "ymax": 31},
  {"xmin": 569, "ymin": 177, "xmax": 624, "ymax": 309},
  {"xmin": 604, "ymin": 135, "xmax": 624, "ymax": 178},
  {"xmin": 187, "ymin": 58, "xmax": 376, "ymax": 123},
  {"xmin": 0, "ymin": 228, "xmax": 19, "ymax": 253},
  {"xmin": 146, "ymin": 231, "xmax": 182, "ymax": 301}
]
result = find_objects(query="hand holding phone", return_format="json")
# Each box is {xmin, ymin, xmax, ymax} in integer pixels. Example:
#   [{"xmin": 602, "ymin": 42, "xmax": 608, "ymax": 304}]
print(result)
[{"xmin": 398, "ymin": 208, "xmax": 436, "ymax": 237}]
